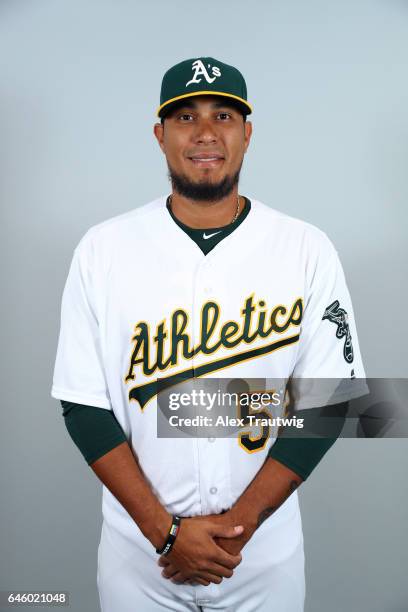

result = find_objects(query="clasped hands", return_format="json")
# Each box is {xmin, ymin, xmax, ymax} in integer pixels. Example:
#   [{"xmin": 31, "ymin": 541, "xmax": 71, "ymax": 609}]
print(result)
[{"xmin": 158, "ymin": 511, "xmax": 253, "ymax": 587}]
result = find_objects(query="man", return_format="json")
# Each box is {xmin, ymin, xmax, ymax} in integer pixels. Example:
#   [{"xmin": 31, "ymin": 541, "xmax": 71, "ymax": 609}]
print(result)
[{"xmin": 51, "ymin": 57, "xmax": 367, "ymax": 611}]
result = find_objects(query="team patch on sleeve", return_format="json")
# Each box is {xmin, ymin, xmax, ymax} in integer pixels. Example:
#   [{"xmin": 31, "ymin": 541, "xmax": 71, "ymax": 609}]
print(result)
[{"xmin": 322, "ymin": 300, "xmax": 354, "ymax": 363}]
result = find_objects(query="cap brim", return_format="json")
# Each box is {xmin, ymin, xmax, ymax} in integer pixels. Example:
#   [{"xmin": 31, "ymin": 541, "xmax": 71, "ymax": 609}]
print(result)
[{"xmin": 157, "ymin": 90, "xmax": 252, "ymax": 118}]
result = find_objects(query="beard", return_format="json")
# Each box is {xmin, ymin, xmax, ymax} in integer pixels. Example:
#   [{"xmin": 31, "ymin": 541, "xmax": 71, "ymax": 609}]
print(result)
[{"xmin": 167, "ymin": 162, "xmax": 242, "ymax": 202}]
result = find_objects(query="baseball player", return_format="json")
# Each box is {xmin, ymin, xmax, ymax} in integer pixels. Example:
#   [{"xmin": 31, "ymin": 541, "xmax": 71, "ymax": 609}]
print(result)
[{"xmin": 51, "ymin": 57, "xmax": 367, "ymax": 611}]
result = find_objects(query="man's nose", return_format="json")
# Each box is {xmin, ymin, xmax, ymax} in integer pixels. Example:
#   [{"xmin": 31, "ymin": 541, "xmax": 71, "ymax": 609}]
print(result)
[{"xmin": 193, "ymin": 118, "xmax": 217, "ymax": 144}]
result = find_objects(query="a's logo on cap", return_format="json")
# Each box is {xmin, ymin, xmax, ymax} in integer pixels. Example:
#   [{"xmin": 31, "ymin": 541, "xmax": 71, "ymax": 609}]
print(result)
[{"xmin": 186, "ymin": 59, "xmax": 221, "ymax": 87}]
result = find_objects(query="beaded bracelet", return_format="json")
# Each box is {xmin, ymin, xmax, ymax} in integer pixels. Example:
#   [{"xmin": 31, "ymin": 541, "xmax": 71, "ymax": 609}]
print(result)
[{"xmin": 155, "ymin": 515, "xmax": 181, "ymax": 556}]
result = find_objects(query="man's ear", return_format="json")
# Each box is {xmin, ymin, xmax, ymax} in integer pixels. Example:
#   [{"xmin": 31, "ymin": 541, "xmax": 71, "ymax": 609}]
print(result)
[
  {"xmin": 244, "ymin": 120, "xmax": 253, "ymax": 153},
  {"xmin": 153, "ymin": 122, "xmax": 165, "ymax": 153}
]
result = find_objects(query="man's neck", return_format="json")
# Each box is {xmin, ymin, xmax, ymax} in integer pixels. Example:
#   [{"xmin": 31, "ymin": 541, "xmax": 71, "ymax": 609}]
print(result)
[{"xmin": 169, "ymin": 190, "xmax": 243, "ymax": 229}]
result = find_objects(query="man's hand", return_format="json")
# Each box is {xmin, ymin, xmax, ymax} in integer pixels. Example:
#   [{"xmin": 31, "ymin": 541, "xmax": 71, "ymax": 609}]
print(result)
[
  {"xmin": 213, "ymin": 508, "xmax": 255, "ymax": 556},
  {"xmin": 159, "ymin": 458, "xmax": 303, "ymax": 586},
  {"xmin": 159, "ymin": 512, "xmax": 251, "ymax": 585},
  {"xmin": 158, "ymin": 516, "xmax": 244, "ymax": 586}
]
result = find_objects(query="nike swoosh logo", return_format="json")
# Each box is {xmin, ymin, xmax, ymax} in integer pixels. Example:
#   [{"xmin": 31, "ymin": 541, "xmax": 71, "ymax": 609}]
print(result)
[{"xmin": 203, "ymin": 231, "xmax": 222, "ymax": 240}]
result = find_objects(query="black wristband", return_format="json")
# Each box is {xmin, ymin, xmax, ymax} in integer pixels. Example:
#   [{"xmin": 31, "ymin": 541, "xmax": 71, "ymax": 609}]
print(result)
[{"xmin": 155, "ymin": 515, "xmax": 181, "ymax": 556}]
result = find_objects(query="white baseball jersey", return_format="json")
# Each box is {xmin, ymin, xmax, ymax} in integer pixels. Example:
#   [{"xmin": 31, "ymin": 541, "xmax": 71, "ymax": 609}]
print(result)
[{"xmin": 51, "ymin": 196, "xmax": 366, "ymax": 611}]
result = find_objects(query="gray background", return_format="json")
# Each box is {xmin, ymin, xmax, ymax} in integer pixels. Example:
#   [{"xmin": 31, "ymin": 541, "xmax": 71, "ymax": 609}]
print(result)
[{"xmin": 1, "ymin": 0, "xmax": 407, "ymax": 610}]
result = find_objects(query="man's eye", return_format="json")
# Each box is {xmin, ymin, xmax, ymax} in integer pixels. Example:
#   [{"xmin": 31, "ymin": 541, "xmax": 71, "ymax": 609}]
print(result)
[
  {"xmin": 179, "ymin": 114, "xmax": 194, "ymax": 121},
  {"xmin": 218, "ymin": 112, "xmax": 231, "ymax": 120}
]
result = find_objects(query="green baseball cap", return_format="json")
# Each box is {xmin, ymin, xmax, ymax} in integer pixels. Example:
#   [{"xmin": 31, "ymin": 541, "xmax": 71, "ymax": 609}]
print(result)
[{"xmin": 157, "ymin": 57, "xmax": 252, "ymax": 118}]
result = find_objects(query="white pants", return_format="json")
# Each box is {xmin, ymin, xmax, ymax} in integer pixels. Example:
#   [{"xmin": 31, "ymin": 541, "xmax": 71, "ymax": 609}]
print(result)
[{"xmin": 97, "ymin": 506, "xmax": 305, "ymax": 612}]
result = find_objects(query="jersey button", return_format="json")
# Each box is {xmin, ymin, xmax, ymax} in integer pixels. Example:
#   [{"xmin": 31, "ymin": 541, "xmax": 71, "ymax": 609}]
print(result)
[
  {"xmin": 204, "ymin": 286, "xmax": 212, "ymax": 294},
  {"xmin": 209, "ymin": 487, "xmax": 218, "ymax": 495}
]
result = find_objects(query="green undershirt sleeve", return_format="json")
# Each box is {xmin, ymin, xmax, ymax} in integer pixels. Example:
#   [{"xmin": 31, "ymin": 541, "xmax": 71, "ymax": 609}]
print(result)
[
  {"xmin": 268, "ymin": 402, "xmax": 348, "ymax": 481},
  {"xmin": 61, "ymin": 400, "xmax": 127, "ymax": 465},
  {"xmin": 61, "ymin": 399, "xmax": 348, "ymax": 479}
]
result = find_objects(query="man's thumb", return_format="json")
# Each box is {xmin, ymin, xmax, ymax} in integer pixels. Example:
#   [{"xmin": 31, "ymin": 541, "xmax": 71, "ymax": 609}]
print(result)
[{"xmin": 212, "ymin": 524, "xmax": 244, "ymax": 538}]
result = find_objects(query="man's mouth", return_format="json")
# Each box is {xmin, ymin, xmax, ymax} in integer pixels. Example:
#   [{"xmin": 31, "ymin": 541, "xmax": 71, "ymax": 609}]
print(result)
[{"xmin": 188, "ymin": 154, "xmax": 225, "ymax": 167}]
